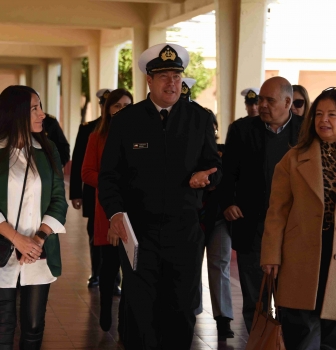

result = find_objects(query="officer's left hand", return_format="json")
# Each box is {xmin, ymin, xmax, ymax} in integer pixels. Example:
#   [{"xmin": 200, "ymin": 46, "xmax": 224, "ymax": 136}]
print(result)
[
  {"xmin": 189, "ymin": 168, "xmax": 217, "ymax": 188},
  {"xmin": 110, "ymin": 213, "xmax": 128, "ymax": 243}
]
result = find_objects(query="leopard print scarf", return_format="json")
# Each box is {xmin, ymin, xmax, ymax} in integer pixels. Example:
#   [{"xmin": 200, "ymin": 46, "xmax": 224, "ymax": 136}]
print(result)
[{"xmin": 321, "ymin": 141, "xmax": 336, "ymax": 231}]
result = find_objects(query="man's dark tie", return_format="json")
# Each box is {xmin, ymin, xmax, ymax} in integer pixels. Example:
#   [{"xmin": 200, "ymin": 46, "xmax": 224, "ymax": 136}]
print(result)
[{"xmin": 160, "ymin": 109, "xmax": 168, "ymax": 128}]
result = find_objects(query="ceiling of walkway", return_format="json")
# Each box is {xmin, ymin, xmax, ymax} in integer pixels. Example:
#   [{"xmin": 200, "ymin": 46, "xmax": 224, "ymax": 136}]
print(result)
[{"xmin": 0, "ymin": 0, "xmax": 213, "ymax": 61}]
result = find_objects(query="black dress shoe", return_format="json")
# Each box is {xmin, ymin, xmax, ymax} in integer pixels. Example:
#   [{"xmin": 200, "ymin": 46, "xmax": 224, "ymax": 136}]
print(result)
[
  {"xmin": 87, "ymin": 275, "xmax": 99, "ymax": 288},
  {"xmin": 113, "ymin": 285, "xmax": 122, "ymax": 296},
  {"xmin": 215, "ymin": 316, "xmax": 234, "ymax": 341}
]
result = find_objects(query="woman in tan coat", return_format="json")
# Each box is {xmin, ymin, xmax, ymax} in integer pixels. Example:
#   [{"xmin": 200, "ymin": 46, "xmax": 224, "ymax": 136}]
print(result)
[{"xmin": 261, "ymin": 87, "xmax": 336, "ymax": 349}]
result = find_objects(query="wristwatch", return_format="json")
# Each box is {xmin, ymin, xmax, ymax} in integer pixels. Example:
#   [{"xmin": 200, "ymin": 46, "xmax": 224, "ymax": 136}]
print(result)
[{"xmin": 35, "ymin": 230, "xmax": 48, "ymax": 241}]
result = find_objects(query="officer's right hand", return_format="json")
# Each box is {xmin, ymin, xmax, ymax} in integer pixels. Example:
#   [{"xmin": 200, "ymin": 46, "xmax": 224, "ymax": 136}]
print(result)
[
  {"xmin": 107, "ymin": 227, "xmax": 119, "ymax": 246},
  {"xmin": 71, "ymin": 199, "xmax": 82, "ymax": 210},
  {"xmin": 110, "ymin": 213, "xmax": 128, "ymax": 243},
  {"xmin": 224, "ymin": 205, "xmax": 244, "ymax": 221}
]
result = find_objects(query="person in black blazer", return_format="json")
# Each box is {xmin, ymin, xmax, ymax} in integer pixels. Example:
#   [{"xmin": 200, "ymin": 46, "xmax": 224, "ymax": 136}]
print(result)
[
  {"xmin": 69, "ymin": 89, "xmax": 110, "ymax": 287},
  {"xmin": 219, "ymin": 76, "xmax": 303, "ymax": 333},
  {"xmin": 198, "ymin": 114, "xmax": 235, "ymax": 341},
  {"xmin": 43, "ymin": 114, "xmax": 70, "ymax": 167},
  {"xmin": 180, "ymin": 78, "xmax": 234, "ymax": 337}
]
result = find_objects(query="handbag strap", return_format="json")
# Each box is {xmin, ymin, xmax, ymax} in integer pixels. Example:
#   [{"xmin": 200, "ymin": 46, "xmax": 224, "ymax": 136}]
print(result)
[
  {"xmin": 270, "ymin": 270, "xmax": 281, "ymax": 321},
  {"xmin": 258, "ymin": 269, "xmax": 280, "ymax": 319},
  {"xmin": 14, "ymin": 158, "xmax": 30, "ymax": 231},
  {"xmin": 258, "ymin": 271, "xmax": 268, "ymax": 304}
]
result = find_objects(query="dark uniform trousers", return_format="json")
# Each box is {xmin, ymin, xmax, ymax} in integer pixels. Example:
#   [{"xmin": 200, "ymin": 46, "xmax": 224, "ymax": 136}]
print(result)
[{"xmin": 119, "ymin": 220, "xmax": 204, "ymax": 350}]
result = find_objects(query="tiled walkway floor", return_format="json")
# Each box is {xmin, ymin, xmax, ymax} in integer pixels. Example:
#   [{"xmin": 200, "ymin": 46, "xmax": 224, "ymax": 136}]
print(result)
[{"xmin": 13, "ymin": 182, "xmax": 248, "ymax": 349}]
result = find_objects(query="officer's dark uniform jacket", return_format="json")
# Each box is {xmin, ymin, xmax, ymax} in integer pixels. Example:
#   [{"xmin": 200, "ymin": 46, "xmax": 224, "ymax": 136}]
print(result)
[
  {"xmin": 98, "ymin": 96, "xmax": 222, "ymax": 234},
  {"xmin": 43, "ymin": 114, "xmax": 70, "ymax": 167},
  {"xmin": 69, "ymin": 117, "xmax": 101, "ymax": 217}
]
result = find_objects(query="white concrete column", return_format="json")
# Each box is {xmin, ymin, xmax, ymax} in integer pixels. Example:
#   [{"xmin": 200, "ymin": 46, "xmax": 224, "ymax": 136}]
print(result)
[
  {"xmin": 132, "ymin": 27, "xmax": 148, "ymax": 102},
  {"xmin": 61, "ymin": 55, "xmax": 71, "ymax": 138},
  {"xmin": 47, "ymin": 62, "xmax": 61, "ymax": 118},
  {"xmin": 69, "ymin": 59, "xmax": 82, "ymax": 156},
  {"xmin": 215, "ymin": 0, "xmax": 240, "ymax": 141},
  {"xmin": 25, "ymin": 66, "xmax": 32, "ymax": 87},
  {"xmin": 235, "ymin": 0, "xmax": 268, "ymax": 120},
  {"xmin": 19, "ymin": 70, "xmax": 26, "ymax": 85},
  {"xmin": 31, "ymin": 62, "xmax": 48, "ymax": 109},
  {"xmin": 88, "ymin": 44, "xmax": 100, "ymax": 121},
  {"xmin": 148, "ymin": 28, "xmax": 166, "ymax": 47},
  {"xmin": 99, "ymin": 45, "xmax": 119, "ymax": 90}
]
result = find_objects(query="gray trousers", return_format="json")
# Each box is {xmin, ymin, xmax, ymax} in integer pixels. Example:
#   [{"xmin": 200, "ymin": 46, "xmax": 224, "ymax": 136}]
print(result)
[
  {"xmin": 206, "ymin": 219, "xmax": 233, "ymax": 319},
  {"xmin": 236, "ymin": 222, "xmax": 268, "ymax": 333}
]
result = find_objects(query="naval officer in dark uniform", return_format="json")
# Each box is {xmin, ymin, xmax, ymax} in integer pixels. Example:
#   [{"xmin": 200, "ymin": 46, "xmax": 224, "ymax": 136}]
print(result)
[
  {"xmin": 241, "ymin": 87, "xmax": 260, "ymax": 117},
  {"xmin": 69, "ymin": 89, "xmax": 111, "ymax": 287},
  {"xmin": 43, "ymin": 113, "xmax": 70, "ymax": 167},
  {"xmin": 98, "ymin": 43, "xmax": 222, "ymax": 350}
]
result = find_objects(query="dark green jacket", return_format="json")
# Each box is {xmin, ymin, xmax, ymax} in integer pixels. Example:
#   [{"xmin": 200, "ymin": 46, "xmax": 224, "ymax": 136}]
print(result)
[{"xmin": 0, "ymin": 140, "xmax": 67, "ymax": 223}]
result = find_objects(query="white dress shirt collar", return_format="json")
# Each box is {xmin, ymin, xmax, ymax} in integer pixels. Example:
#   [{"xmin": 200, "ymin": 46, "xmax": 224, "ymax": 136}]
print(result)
[
  {"xmin": 265, "ymin": 111, "xmax": 293, "ymax": 134},
  {"xmin": 150, "ymin": 98, "xmax": 173, "ymax": 114}
]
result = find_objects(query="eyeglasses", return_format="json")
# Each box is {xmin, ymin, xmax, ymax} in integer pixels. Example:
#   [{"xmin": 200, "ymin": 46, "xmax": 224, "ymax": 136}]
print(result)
[{"xmin": 292, "ymin": 99, "xmax": 305, "ymax": 108}]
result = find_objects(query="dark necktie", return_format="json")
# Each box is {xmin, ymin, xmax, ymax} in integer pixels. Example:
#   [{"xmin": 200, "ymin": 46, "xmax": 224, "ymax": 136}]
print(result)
[{"xmin": 160, "ymin": 109, "xmax": 168, "ymax": 128}]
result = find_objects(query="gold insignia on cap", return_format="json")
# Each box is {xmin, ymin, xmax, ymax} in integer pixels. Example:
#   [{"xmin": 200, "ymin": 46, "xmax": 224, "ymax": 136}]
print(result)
[
  {"xmin": 181, "ymin": 86, "xmax": 189, "ymax": 95},
  {"xmin": 247, "ymin": 91, "xmax": 256, "ymax": 99},
  {"xmin": 161, "ymin": 47, "xmax": 176, "ymax": 61},
  {"xmin": 103, "ymin": 92, "xmax": 110, "ymax": 99}
]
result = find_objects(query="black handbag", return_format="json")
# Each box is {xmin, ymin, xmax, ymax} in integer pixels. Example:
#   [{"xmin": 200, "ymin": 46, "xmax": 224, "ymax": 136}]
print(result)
[{"xmin": 0, "ymin": 161, "xmax": 30, "ymax": 267}]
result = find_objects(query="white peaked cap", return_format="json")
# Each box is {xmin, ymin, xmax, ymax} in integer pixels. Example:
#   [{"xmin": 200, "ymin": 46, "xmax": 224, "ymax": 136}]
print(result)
[
  {"xmin": 240, "ymin": 87, "xmax": 260, "ymax": 96},
  {"xmin": 182, "ymin": 78, "xmax": 196, "ymax": 89},
  {"xmin": 96, "ymin": 89, "xmax": 113, "ymax": 98},
  {"xmin": 138, "ymin": 43, "xmax": 190, "ymax": 74}
]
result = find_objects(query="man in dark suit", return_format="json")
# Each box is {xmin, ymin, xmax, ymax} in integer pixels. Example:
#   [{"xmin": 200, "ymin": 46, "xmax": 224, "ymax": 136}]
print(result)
[
  {"xmin": 98, "ymin": 43, "xmax": 222, "ymax": 349},
  {"xmin": 69, "ymin": 89, "xmax": 111, "ymax": 287},
  {"xmin": 219, "ymin": 76, "xmax": 303, "ymax": 333},
  {"xmin": 43, "ymin": 114, "xmax": 70, "ymax": 167}
]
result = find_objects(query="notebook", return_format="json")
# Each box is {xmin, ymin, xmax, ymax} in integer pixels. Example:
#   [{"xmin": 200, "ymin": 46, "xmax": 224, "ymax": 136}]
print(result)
[{"xmin": 122, "ymin": 213, "xmax": 139, "ymax": 271}]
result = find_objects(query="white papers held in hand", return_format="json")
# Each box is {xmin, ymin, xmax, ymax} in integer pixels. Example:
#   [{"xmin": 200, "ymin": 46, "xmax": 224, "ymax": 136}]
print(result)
[{"xmin": 122, "ymin": 213, "xmax": 139, "ymax": 271}]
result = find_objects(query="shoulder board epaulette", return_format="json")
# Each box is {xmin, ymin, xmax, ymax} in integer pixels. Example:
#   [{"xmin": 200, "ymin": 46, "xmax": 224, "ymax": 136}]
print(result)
[
  {"xmin": 47, "ymin": 114, "xmax": 56, "ymax": 119},
  {"xmin": 190, "ymin": 100, "xmax": 214, "ymax": 114},
  {"xmin": 203, "ymin": 107, "xmax": 212, "ymax": 114},
  {"xmin": 82, "ymin": 122, "xmax": 89, "ymax": 126}
]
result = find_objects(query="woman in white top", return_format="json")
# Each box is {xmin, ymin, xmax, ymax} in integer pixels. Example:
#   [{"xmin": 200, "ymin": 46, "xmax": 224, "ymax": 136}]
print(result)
[{"xmin": 0, "ymin": 85, "xmax": 68, "ymax": 350}]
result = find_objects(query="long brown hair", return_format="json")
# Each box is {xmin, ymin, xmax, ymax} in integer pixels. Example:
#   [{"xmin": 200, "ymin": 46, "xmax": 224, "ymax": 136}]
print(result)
[
  {"xmin": 297, "ymin": 88, "xmax": 336, "ymax": 152},
  {"xmin": 292, "ymin": 84, "xmax": 311, "ymax": 119},
  {"xmin": 95, "ymin": 88, "xmax": 133, "ymax": 139},
  {"xmin": 0, "ymin": 85, "xmax": 57, "ymax": 172}
]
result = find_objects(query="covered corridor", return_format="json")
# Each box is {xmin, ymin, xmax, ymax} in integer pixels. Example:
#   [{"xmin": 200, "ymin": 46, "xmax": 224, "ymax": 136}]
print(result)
[{"xmin": 11, "ymin": 179, "xmax": 249, "ymax": 349}]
